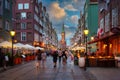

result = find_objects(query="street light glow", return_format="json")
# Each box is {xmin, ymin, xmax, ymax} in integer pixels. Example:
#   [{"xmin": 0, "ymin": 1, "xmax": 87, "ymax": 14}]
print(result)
[
  {"xmin": 84, "ymin": 29, "xmax": 89, "ymax": 36},
  {"xmin": 10, "ymin": 30, "xmax": 16, "ymax": 37}
]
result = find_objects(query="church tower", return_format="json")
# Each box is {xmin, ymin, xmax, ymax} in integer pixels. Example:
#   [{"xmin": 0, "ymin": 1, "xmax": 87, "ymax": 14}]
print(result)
[{"xmin": 60, "ymin": 23, "xmax": 66, "ymax": 49}]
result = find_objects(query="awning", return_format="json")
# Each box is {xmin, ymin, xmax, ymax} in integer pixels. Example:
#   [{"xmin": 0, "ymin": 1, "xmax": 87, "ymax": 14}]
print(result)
[{"xmin": 88, "ymin": 32, "xmax": 115, "ymax": 44}]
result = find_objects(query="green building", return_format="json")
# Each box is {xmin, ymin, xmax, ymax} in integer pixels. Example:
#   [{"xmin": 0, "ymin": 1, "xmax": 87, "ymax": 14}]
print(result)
[{"xmin": 84, "ymin": 0, "xmax": 98, "ymax": 52}]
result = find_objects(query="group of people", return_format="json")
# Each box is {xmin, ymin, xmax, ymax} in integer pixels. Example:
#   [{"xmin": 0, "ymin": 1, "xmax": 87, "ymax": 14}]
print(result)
[
  {"xmin": 52, "ymin": 49, "xmax": 68, "ymax": 68},
  {"xmin": 36, "ymin": 49, "xmax": 73, "ymax": 68}
]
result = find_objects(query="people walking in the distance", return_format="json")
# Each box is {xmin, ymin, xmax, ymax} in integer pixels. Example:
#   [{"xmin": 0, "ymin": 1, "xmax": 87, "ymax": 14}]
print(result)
[
  {"xmin": 52, "ymin": 50, "xmax": 58, "ymax": 68},
  {"xmin": 58, "ymin": 49, "xmax": 62, "ymax": 63},
  {"xmin": 41, "ymin": 50, "xmax": 47, "ymax": 68},
  {"xmin": 36, "ymin": 49, "xmax": 42, "ymax": 68},
  {"xmin": 62, "ymin": 50, "xmax": 67, "ymax": 65}
]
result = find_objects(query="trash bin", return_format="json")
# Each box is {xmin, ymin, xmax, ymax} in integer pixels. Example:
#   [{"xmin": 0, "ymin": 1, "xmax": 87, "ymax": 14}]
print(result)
[{"xmin": 74, "ymin": 56, "xmax": 78, "ymax": 65}]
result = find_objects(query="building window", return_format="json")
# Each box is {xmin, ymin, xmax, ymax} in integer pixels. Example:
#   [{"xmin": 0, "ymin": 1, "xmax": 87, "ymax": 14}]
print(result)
[
  {"xmin": 18, "ymin": 3, "xmax": 23, "ymax": 10},
  {"xmin": 24, "ymin": 3, "xmax": 29, "ymax": 9},
  {"xmin": 5, "ymin": 21, "xmax": 10, "ymax": 30},
  {"xmin": 35, "ymin": 6, "xmax": 38, "ymax": 13},
  {"xmin": 21, "ymin": 12, "xmax": 26, "ymax": 19},
  {"xmin": 27, "ymin": 12, "xmax": 32, "ymax": 19},
  {"xmin": 21, "ymin": 23, "xmax": 26, "ymax": 29},
  {"xmin": 112, "ymin": 8, "xmax": 118, "ymax": 27},
  {"xmin": 21, "ymin": 32, "xmax": 26, "ymax": 41},
  {"xmin": 105, "ymin": 13, "xmax": 110, "ymax": 32},
  {"xmin": 5, "ymin": 0, "xmax": 10, "ymax": 10}
]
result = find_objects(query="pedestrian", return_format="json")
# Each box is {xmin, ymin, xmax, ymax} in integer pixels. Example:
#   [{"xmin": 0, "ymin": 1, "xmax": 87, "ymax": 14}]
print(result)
[
  {"xmin": 36, "ymin": 49, "xmax": 42, "ymax": 68},
  {"xmin": 52, "ymin": 50, "xmax": 58, "ymax": 68},
  {"xmin": 41, "ymin": 50, "xmax": 47, "ymax": 68},
  {"xmin": 62, "ymin": 50, "xmax": 67, "ymax": 65},
  {"xmin": 0, "ymin": 48, "xmax": 6, "ymax": 70},
  {"xmin": 58, "ymin": 49, "xmax": 62, "ymax": 63}
]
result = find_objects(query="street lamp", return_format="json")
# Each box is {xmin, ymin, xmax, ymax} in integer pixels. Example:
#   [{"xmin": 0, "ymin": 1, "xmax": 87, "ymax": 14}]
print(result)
[
  {"xmin": 10, "ymin": 30, "xmax": 16, "ymax": 66},
  {"xmin": 84, "ymin": 28, "xmax": 89, "ymax": 71}
]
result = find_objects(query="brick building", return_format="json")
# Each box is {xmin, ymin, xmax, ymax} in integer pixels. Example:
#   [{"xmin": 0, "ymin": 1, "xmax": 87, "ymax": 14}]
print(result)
[{"xmin": 13, "ymin": 0, "xmax": 43, "ymax": 46}]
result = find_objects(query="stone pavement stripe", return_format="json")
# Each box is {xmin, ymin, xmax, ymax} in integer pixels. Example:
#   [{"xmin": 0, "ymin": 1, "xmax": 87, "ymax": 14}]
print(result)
[{"xmin": 87, "ymin": 67, "xmax": 120, "ymax": 80}]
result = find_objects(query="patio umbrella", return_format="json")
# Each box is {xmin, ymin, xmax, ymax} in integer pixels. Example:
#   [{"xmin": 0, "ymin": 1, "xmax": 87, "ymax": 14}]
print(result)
[
  {"xmin": 0, "ymin": 41, "xmax": 12, "ymax": 48},
  {"xmin": 35, "ymin": 47, "xmax": 44, "ymax": 50}
]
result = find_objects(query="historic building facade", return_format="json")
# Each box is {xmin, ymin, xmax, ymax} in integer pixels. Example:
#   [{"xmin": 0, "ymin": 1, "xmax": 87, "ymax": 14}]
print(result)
[
  {"xmin": 13, "ymin": 0, "xmax": 58, "ymax": 48},
  {"xmin": 0, "ymin": 0, "xmax": 13, "ymax": 42}
]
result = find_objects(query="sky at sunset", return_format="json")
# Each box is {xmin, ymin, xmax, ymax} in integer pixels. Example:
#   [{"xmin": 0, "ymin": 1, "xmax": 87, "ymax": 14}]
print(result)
[{"xmin": 40, "ymin": 0, "xmax": 85, "ymax": 46}]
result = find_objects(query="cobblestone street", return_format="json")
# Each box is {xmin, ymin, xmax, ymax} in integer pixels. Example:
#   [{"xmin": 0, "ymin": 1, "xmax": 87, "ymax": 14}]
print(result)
[{"xmin": 0, "ymin": 56, "xmax": 95, "ymax": 80}]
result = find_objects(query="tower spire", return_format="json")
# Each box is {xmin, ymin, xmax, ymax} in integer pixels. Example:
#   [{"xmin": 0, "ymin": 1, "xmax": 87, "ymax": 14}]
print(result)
[{"xmin": 62, "ymin": 23, "xmax": 65, "ymax": 33}]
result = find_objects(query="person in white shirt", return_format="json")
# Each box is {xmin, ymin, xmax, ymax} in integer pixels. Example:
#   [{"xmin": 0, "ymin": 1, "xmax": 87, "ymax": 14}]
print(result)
[{"xmin": 41, "ymin": 50, "xmax": 47, "ymax": 68}]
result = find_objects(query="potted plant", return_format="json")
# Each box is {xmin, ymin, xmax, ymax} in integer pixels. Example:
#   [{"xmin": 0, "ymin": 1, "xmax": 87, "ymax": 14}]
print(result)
[{"xmin": 14, "ymin": 53, "xmax": 22, "ymax": 65}]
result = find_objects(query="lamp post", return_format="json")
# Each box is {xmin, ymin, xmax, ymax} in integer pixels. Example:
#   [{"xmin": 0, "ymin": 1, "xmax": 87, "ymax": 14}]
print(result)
[
  {"xmin": 84, "ymin": 28, "xmax": 89, "ymax": 71},
  {"xmin": 10, "ymin": 30, "xmax": 16, "ymax": 66}
]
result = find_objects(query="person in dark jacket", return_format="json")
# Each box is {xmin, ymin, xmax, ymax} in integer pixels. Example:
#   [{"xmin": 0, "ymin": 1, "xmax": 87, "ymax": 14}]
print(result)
[
  {"xmin": 0, "ymin": 48, "xmax": 6, "ymax": 70},
  {"xmin": 36, "ymin": 49, "xmax": 42, "ymax": 68},
  {"xmin": 52, "ymin": 50, "xmax": 58, "ymax": 68}
]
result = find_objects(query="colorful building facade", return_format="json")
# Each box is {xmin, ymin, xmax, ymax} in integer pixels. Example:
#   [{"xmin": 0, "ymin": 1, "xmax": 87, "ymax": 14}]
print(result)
[
  {"xmin": 89, "ymin": 0, "xmax": 120, "ymax": 56},
  {"xmin": 84, "ymin": 0, "xmax": 98, "ymax": 52}
]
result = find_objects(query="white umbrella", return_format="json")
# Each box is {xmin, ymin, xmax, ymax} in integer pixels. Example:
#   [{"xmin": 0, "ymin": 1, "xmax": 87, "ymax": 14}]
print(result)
[
  {"xmin": 0, "ymin": 41, "xmax": 12, "ymax": 48},
  {"xmin": 35, "ymin": 47, "xmax": 44, "ymax": 50},
  {"xmin": 24, "ymin": 44, "xmax": 35, "ymax": 50},
  {"xmin": 14, "ymin": 43, "xmax": 25, "ymax": 49}
]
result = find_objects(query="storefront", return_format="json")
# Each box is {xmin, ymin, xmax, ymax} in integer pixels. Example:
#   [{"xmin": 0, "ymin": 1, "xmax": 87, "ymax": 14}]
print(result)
[
  {"xmin": 88, "ymin": 31, "xmax": 120, "ymax": 56},
  {"xmin": 87, "ymin": 29, "xmax": 120, "ymax": 67}
]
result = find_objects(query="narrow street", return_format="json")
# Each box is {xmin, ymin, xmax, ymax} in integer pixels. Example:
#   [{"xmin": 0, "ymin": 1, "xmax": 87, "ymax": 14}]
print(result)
[{"xmin": 0, "ymin": 56, "xmax": 95, "ymax": 80}]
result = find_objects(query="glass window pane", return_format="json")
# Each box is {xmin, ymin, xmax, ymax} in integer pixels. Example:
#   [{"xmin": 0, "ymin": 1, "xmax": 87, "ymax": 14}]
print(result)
[
  {"xmin": 21, "ymin": 23, "xmax": 26, "ymax": 29},
  {"xmin": 24, "ymin": 3, "xmax": 29, "ymax": 9},
  {"xmin": 21, "ymin": 12, "xmax": 26, "ymax": 19},
  {"xmin": 21, "ymin": 32, "xmax": 26, "ymax": 41},
  {"xmin": 18, "ymin": 3, "xmax": 23, "ymax": 10}
]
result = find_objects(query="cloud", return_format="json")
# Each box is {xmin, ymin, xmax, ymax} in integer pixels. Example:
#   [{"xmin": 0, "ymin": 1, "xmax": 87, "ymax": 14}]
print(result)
[
  {"xmin": 70, "ymin": 15, "xmax": 79, "ymax": 24},
  {"xmin": 65, "ymin": 25, "xmax": 76, "ymax": 39},
  {"xmin": 64, "ymin": 4, "xmax": 78, "ymax": 11},
  {"xmin": 73, "ymin": 0, "xmax": 78, "ymax": 3},
  {"xmin": 64, "ymin": 25, "xmax": 69, "ymax": 28},
  {"xmin": 48, "ymin": 2, "xmax": 66, "ymax": 21},
  {"xmin": 73, "ymin": 0, "xmax": 85, "ymax": 12}
]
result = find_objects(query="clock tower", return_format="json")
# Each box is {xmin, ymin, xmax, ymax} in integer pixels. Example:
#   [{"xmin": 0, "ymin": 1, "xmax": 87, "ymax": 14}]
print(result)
[{"xmin": 60, "ymin": 23, "xmax": 66, "ymax": 49}]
